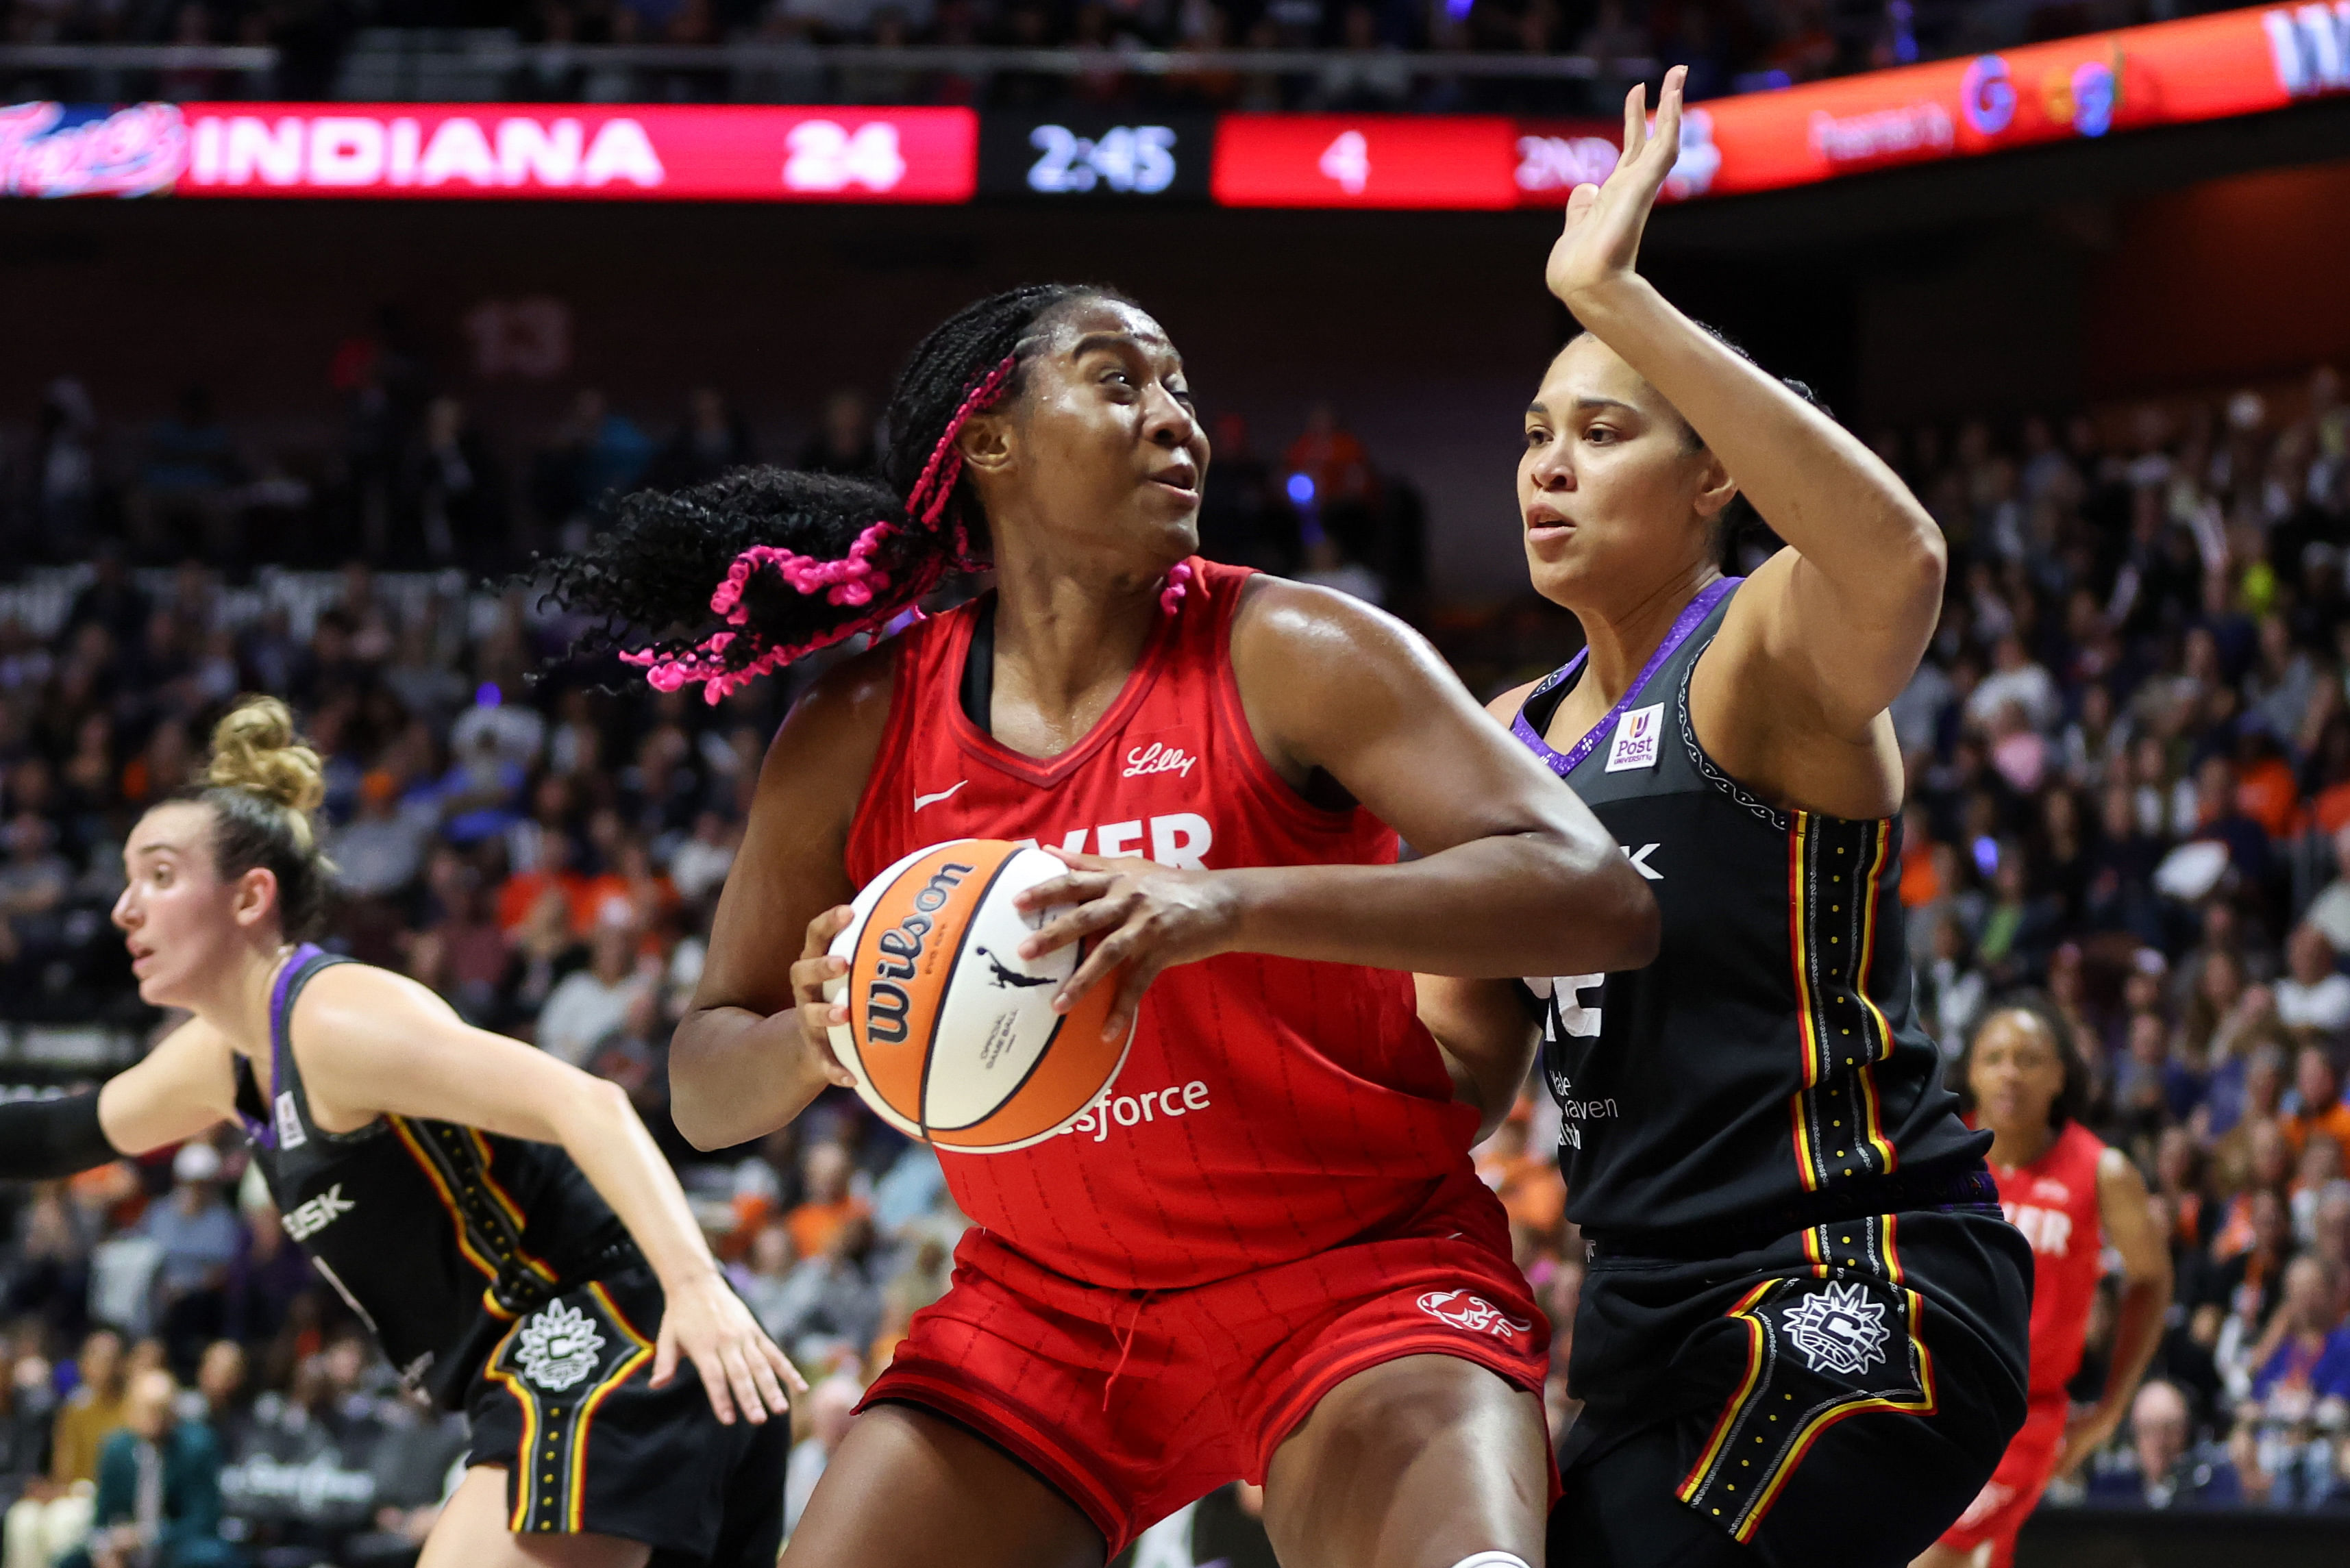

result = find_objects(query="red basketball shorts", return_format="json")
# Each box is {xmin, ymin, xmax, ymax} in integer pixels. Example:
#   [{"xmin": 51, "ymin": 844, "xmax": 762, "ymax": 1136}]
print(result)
[
  {"xmin": 1935, "ymin": 1393, "xmax": 2068, "ymax": 1568},
  {"xmin": 858, "ymin": 1171, "xmax": 1552, "ymax": 1557}
]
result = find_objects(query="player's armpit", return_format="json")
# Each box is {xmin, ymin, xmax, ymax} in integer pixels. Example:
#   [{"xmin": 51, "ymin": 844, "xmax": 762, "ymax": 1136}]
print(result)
[{"xmin": 1415, "ymin": 975, "xmax": 1541, "ymax": 1145}]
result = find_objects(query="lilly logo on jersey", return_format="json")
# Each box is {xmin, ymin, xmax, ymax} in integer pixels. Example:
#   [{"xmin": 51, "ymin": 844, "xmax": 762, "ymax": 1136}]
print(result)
[
  {"xmin": 281, "ymin": 1183, "xmax": 354, "ymax": 1242},
  {"xmin": 1415, "ymin": 1289, "xmax": 1533, "ymax": 1340},
  {"xmin": 1122, "ymin": 740, "xmax": 1199, "ymax": 780},
  {"xmin": 865, "ymin": 861, "xmax": 974, "ymax": 1044}
]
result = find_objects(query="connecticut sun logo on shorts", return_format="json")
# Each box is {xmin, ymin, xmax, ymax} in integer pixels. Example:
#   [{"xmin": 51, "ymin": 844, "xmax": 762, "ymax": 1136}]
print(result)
[{"xmin": 1415, "ymin": 1289, "xmax": 1533, "ymax": 1341}]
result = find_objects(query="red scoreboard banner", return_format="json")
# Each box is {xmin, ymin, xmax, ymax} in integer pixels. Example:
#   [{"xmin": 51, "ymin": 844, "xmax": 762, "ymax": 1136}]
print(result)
[
  {"xmin": 0, "ymin": 102, "xmax": 978, "ymax": 200},
  {"xmin": 1210, "ymin": 114, "xmax": 1520, "ymax": 208},
  {"xmin": 1, "ymin": 5, "xmax": 2343, "ymax": 203}
]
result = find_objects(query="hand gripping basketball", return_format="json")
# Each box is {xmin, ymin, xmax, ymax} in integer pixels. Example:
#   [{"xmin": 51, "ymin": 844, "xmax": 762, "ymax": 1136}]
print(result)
[
  {"xmin": 792, "ymin": 905, "xmax": 861, "ymax": 1091},
  {"xmin": 1013, "ymin": 849, "xmax": 1242, "ymax": 1045}
]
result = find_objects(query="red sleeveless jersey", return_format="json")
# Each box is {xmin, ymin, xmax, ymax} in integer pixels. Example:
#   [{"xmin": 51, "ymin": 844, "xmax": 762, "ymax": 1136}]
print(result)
[
  {"xmin": 1986, "ymin": 1119, "xmax": 2108, "ymax": 1399},
  {"xmin": 845, "ymin": 558, "xmax": 1486, "ymax": 1290}
]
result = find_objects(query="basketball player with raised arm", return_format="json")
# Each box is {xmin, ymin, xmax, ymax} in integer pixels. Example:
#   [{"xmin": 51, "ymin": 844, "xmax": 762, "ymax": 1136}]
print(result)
[
  {"xmin": 1416, "ymin": 68, "xmax": 2033, "ymax": 1568},
  {"xmin": 542, "ymin": 284, "xmax": 1659, "ymax": 1568},
  {"xmin": 1918, "ymin": 1002, "xmax": 2170, "ymax": 1568},
  {"xmin": 0, "ymin": 699, "xmax": 799, "ymax": 1568}
]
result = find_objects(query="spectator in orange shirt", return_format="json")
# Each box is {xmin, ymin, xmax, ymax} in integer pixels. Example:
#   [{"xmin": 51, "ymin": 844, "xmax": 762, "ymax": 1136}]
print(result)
[
  {"xmin": 2283, "ymin": 1045, "xmax": 2350, "ymax": 1160},
  {"xmin": 2230, "ymin": 732, "xmax": 2301, "ymax": 842},
  {"xmin": 495, "ymin": 831, "xmax": 586, "ymax": 934},
  {"xmin": 785, "ymin": 1142, "xmax": 869, "ymax": 1262},
  {"xmin": 571, "ymin": 836, "xmax": 679, "ymax": 943},
  {"xmin": 1898, "ymin": 803, "xmax": 1942, "ymax": 910},
  {"xmin": 2309, "ymin": 720, "xmax": 2350, "ymax": 838}
]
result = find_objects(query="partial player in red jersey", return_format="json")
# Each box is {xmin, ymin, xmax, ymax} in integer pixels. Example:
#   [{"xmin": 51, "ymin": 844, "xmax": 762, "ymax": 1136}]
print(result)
[
  {"xmin": 1914, "ymin": 1002, "xmax": 2173, "ymax": 1568},
  {"xmin": 543, "ymin": 284, "xmax": 1660, "ymax": 1568}
]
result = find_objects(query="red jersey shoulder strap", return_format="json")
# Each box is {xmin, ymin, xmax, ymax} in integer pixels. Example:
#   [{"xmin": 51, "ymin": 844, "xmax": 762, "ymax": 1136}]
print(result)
[
  {"xmin": 845, "ymin": 608, "xmax": 968, "ymax": 880},
  {"xmin": 2051, "ymin": 1119, "xmax": 2109, "ymax": 1180}
]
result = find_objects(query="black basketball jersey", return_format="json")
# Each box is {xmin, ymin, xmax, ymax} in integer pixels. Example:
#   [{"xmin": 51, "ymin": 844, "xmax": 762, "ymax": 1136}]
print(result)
[
  {"xmin": 233, "ymin": 945, "xmax": 631, "ymax": 1407},
  {"xmin": 1513, "ymin": 579, "xmax": 1986, "ymax": 1241}
]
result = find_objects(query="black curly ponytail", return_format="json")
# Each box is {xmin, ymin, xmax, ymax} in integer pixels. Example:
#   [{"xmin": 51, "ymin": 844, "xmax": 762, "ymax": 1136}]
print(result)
[{"xmin": 541, "ymin": 283, "xmax": 1128, "ymax": 702}]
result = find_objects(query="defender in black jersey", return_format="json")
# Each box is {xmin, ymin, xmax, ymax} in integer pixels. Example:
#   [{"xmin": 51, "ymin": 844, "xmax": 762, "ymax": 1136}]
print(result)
[
  {"xmin": 8, "ymin": 697, "xmax": 802, "ymax": 1568},
  {"xmin": 1417, "ymin": 70, "xmax": 2030, "ymax": 1568}
]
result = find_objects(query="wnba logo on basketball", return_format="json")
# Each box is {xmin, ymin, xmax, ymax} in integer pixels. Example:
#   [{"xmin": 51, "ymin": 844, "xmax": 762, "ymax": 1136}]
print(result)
[{"xmin": 865, "ymin": 861, "xmax": 974, "ymax": 1044}]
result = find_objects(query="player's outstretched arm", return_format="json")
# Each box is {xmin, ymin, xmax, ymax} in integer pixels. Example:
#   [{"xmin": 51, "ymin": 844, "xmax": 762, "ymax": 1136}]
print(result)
[
  {"xmin": 290, "ymin": 964, "xmax": 805, "ymax": 1426},
  {"xmin": 1019, "ymin": 578, "xmax": 1658, "ymax": 1041},
  {"xmin": 2055, "ymin": 1149, "xmax": 2175, "ymax": 1479},
  {"xmin": 1548, "ymin": 68, "xmax": 1946, "ymax": 753},
  {"xmin": 671, "ymin": 647, "xmax": 893, "ymax": 1151},
  {"xmin": 0, "ymin": 1019, "xmax": 238, "ymax": 1178},
  {"xmin": 0, "ymin": 1022, "xmax": 235, "ymax": 1180}
]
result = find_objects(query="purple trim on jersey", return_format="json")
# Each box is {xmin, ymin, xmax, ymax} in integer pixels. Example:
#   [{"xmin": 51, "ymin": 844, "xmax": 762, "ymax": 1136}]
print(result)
[
  {"xmin": 243, "ymin": 943, "xmax": 327, "ymax": 1149},
  {"xmin": 1509, "ymin": 577, "xmax": 1741, "ymax": 779}
]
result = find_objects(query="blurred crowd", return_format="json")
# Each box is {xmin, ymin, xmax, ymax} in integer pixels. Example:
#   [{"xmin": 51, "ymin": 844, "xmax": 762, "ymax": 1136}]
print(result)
[
  {"xmin": 0, "ymin": 0, "xmax": 2247, "ymax": 113},
  {"xmin": 0, "ymin": 355, "xmax": 2347, "ymax": 1565}
]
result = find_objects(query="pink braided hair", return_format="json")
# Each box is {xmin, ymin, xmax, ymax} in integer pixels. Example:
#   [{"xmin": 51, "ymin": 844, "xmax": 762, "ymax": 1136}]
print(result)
[
  {"xmin": 621, "ymin": 357, "xmax": 1017, "ymax": 704},
  {"xmin": 620, "ymin": 355, "xmax": 1192, "ymax": 702}
]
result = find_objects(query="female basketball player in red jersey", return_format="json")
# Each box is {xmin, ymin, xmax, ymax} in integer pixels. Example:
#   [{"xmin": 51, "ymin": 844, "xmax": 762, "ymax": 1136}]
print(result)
[
  {"xmin": 1916, "ymin": 1004, "xmax": 2170, "ymax": 1568},
  {"xmin": 1418, "ymin": 67, "xmax": 2035, "ymax": 1567},
  {"xmin": 542, "ymin": 284, "xmax": 1659, "ymax": 1568}
]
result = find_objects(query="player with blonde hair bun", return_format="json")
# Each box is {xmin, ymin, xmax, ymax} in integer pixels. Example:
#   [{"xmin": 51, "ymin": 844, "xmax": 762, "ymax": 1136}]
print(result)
[{"xmin": 0, "ymin": 696, "xmax": 800, "ymax": 1568}]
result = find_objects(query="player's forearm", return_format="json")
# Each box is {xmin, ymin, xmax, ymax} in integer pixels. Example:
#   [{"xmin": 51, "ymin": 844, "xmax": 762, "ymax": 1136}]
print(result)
[
  {"xmin": 668, "ymin": 1004, "xmax": 830, "ymax": 1151},
  {"xmin": 1564, "ymin": 277, "xmax": 1945, "ymax": 619},
  {"xmin": 1223, "ymin": 832, "xmax": 1657, "ymax": 979},
  {"xmin": 545, "ymin": 1074, "xmax": 722, "ymax": 1288},
  {"xmin": 2097, "ymin": 1276, "xmax": 2173, "ymax": 1425},
  {"xmin": 0, "ymin": 1092, "xmax": 121, "ymax": 1180}
]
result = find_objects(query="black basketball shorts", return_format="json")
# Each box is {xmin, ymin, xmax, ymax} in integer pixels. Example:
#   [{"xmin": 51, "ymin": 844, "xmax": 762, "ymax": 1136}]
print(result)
[
  {"xmin": 1550, "ymin": 1205, "xmax": 2031, "ymax": 1568},
  {"xmin": 466, "ymin": 1264, "xmax": 789, "ymax": 1566}
]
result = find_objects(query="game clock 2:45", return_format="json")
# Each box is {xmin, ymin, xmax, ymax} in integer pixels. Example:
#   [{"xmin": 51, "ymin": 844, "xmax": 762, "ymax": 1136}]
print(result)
[{"xmin": 977, "ymin": 112, "xmax": 1214, "ymax": 201}]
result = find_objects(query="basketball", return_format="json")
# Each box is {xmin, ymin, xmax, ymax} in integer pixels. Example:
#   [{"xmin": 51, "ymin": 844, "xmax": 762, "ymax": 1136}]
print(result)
[{"xmin": 823, "ymin": 839, "xmax": 1134, "ymax": 1153}]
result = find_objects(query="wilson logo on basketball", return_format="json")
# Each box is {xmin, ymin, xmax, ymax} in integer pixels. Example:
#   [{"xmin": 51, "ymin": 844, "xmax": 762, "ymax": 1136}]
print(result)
[
  {"xmin": 828, "ymin": 841, "xmax": 1135, "ymax": 1154},
  {"xmin": 865, "ymin": 861, "xmax": 974, "ymax": 1045},
  {"xmin": 1415, "ymin": 1289, "xmax": 1533, "ymax": 1339}
]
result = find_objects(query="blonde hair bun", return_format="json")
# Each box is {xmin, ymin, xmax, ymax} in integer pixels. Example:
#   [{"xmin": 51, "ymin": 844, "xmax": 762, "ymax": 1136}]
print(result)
[{"xmin": 207, "ymin": 697, "xmax": 327, "ymax": 830}]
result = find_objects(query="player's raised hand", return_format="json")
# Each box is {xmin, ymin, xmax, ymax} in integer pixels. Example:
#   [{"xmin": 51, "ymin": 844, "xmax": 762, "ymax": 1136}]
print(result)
[
  {"xmin": 650, "ymin": 1269, "xmax": 806, "ymax": 1425},
  {"xmin": 1545, "ymin": 64, "xmax": 1687, "ymax": 309},
  {"xmin": 1014, "ymin": 851, "xmax": 1241, "ymax": 1044},
  {"xmin": 789, "ymin": 904, "xmax": 860, "ymax": 1089}
]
